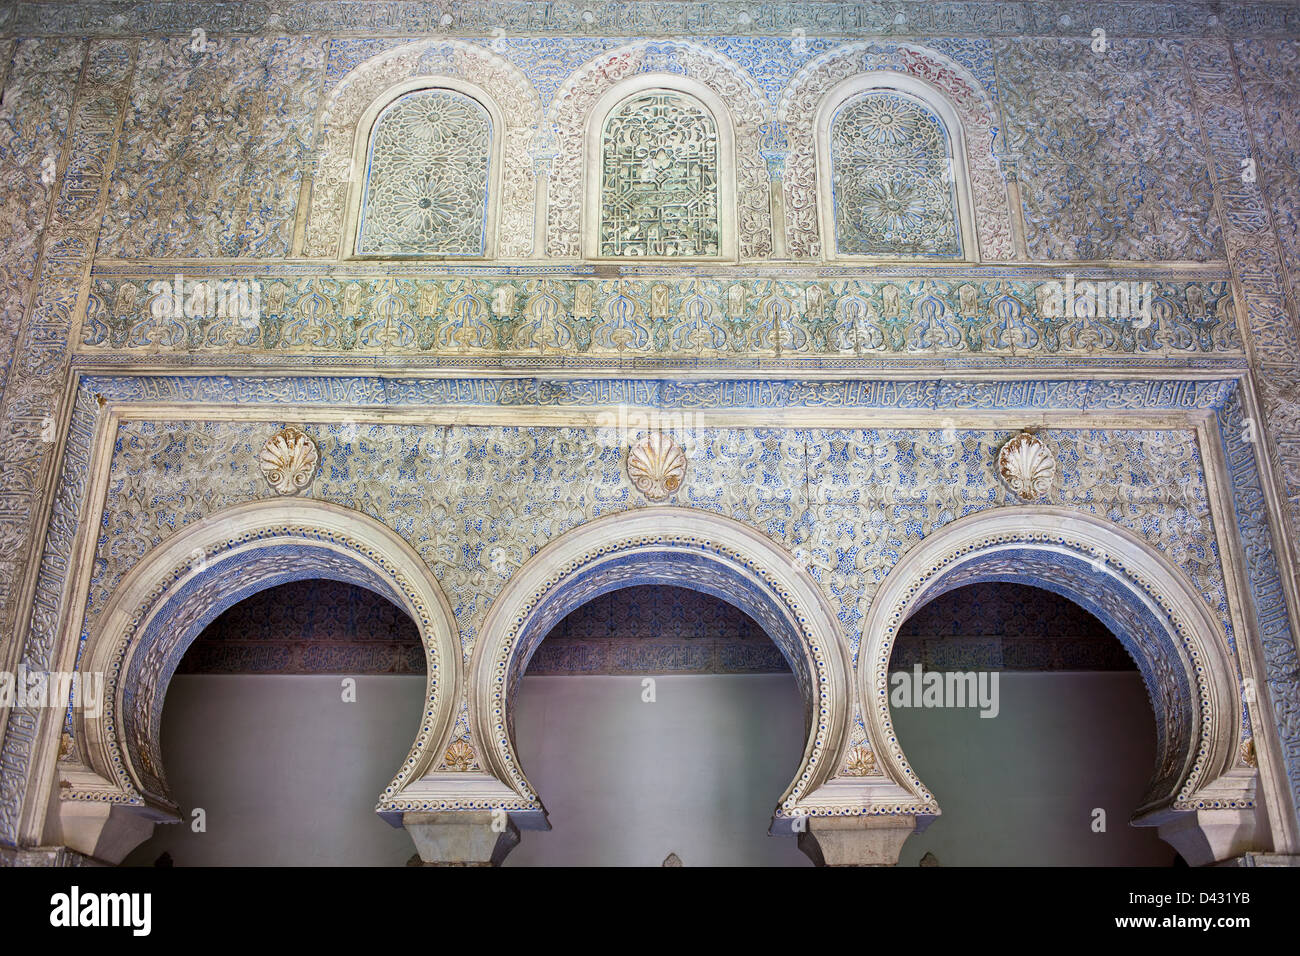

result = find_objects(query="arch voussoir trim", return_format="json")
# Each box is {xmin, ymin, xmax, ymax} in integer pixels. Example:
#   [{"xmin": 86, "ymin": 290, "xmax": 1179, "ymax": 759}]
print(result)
[
  {"xmin": 463, "ymin": 508, "xmax": 883, "ymax": 823},
  {"xmin": 860, "ymin": 507, "xmax": 1244, "ymax": 822},
  {"xmin": 66, "ymin": 499, "xmax": 460, "ymax": 826}
]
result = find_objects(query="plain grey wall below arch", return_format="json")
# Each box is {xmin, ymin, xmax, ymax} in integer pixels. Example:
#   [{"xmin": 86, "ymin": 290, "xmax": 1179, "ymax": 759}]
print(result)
[{"xmin": 126, "ymin": 670, "xmax": 1173, "ymax": 866}]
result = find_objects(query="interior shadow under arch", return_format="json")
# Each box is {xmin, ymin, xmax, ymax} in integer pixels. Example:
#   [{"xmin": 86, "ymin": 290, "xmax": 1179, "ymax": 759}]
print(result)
[
  {"xmin": 124, "ymin": 579, "xmax": 428, "ymax": 866},
  {"xmin": 859, "ymin": 507, "xmax": 1248, "ymax": 851},
  {"xmin": 505, "ymin": 582, "xmax": 809, "ymax": 866},
  {"xmin": 886, "ymin": 580, "xmax": 1180, "ymax": 866}
]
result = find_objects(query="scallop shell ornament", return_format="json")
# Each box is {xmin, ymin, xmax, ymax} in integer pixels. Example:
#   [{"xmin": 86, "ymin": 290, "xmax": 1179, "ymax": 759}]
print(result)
[
  {"xmin": 627, "ymin": 432, "xmax": 687, "ymax": 501},
  {"xmin": 259, "ymin": 426, "xmax": 319, "ymax": 496},
  {"xmin": 996, "ymin": 431, "xmax": 1056, "ymax": 500}
]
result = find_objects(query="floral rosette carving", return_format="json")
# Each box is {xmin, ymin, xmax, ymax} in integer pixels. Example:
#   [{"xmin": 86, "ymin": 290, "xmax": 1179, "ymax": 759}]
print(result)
[
  {"xmin": 259, "ymin": 426, "xmax": 319, "ymax": 496},
  {"xmin": 841, "ymin": 744, "xmax": 879, "ymax": 777},
  {"xmin": 442, "ymin": 739, "xmax": 478, "ymax": 771},
  {"xmin": 997, "ymin": 431, "xmax": 1056, "ymax": 500},
  {"xmin": 627, "ymin": 432, "xmax": 687, "ymax": 501}
]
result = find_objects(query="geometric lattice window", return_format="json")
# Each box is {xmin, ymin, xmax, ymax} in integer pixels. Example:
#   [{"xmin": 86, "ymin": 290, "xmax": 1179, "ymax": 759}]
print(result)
[
  {"xmin": 356, "ymin": 89, "xmax": 492, "ymax": 256},
  {"xmin": 598, "ymin": 91, "xmax": 720, "ymax": 257},
  {"xmin": 830, "ymin": 91, "xmax": 961, "ymax": 257}
]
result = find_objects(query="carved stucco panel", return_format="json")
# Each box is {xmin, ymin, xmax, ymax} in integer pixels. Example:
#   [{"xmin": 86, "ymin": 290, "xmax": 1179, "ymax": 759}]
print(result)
[
  {"xmin": 78, "ymin": 272, "xmax": 1242, "ymax": 359},
  {"xmin": 996, "ymin": 38, "xmax": 1221, "ymax": 262},
  {"xmin": 101, "ymin": 36, "xmax": 325, "ymax": 258},
  {"xmin": 545, "ymin": 40, "xmax": 773, "ymax": 259},
  {"xmin": 778, "ymin": 42, "xmax": 1012, "ymax": 261},
  {"xmin": 1235, "ymin": 41, "xmax": 1300, "ymax": 355},
  {"xmin": 305, "ymin": 39, "xmax": 541, "ymax": 259},
  {"xmin": 0, "ymin": 40, "xmax": 83, "ymax": 405},
  {"xmin": 0, "ymin": 42, "xmax": 84, "ymax": 593},
  {"xmin": 1186, "ymin": 38, "xmax": 1300, "ymax": 655},
  {"xmin": 0, "ymin": 39, "xmax": 136, "ymax": 845},
  {"xmin": 1259, "ymin": 368, "xmax": 1300, "ymax": 573}
]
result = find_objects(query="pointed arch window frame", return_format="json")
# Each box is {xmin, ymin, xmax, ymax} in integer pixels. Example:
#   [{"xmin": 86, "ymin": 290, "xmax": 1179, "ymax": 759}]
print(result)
[
  {"xmin": 816, "ymin": 72, "xmax": 978, "ymax": 263},
  {"xmin": 344, "ymin": 77, "xmax": 506, "ymax": 261},
  {"xmin": 582, "ymin": 75, "xmax": 739, "ymax": 263}
]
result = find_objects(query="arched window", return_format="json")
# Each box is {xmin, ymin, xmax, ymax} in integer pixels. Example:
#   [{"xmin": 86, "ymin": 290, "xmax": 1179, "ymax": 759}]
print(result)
[
  {"xmin": 597, "ymin": 90, "xmax": 721, "ymax": 258},
  {"xmin": 829, "ymin": 90, "xmax": 961, "ymax": 258},
  {"xmin": 356, "ymin": 88, "xmax": 492, "ymax": 256}
]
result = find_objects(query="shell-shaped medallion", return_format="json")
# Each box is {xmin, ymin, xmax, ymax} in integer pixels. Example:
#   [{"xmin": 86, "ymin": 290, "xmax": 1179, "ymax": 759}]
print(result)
[
  {"xmin": 996, "ymin": 431, "xmax": 1056, "ymax": 500},
  {"xmin": 259, "ymin": 426, "xmax": 319, "ymax": 496},
  {"xmin": 627, "ymin": 432, "xmax": 687, "ymax": 501}
]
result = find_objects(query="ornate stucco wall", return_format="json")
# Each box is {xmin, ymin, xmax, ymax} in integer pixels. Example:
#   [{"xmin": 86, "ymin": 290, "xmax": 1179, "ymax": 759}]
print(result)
[{"xmin": 0, "ymin": 0, "xmax": 1298, "ymax": 865}]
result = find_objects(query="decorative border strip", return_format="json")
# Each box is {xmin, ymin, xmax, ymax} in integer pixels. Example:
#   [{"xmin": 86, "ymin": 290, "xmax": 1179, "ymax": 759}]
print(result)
[
  {"xmin": 1218, "ymin": 389, "xmax": 1300, "ymax": 820},
  {"xmin": 71, "ymin": 354, "xmax": 1251, "ymax": 374},
  {"xmin": 78, "ymin": 272, "xmax": 1241, "ymax": 359},
  {"xmin": 0, "ymin": 37, "xmax": 136, "ymax": 846},
  {"xmin": 70, "ymin": 373, "xmax": 1240, "ymax": 411},
  {"xmin": 86, "ymin": 263, "xmax": 1235, "ymax": 279},
  {"xmin": 7, "ymin": 3, "xmax": 1300, "ymax": 39}
]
